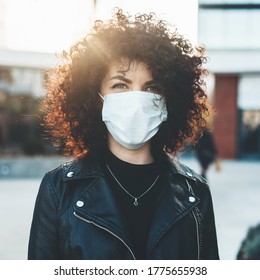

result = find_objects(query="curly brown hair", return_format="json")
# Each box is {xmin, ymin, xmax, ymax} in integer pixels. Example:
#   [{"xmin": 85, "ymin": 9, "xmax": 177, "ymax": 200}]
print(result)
[{"xmin": 43, "ymin": 8, "xmax": 209, "ymax": 157}]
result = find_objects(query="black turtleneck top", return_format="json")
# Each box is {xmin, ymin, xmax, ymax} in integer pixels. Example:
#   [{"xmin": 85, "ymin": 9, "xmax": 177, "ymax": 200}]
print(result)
[{"xmin": 104, "ymin": 150, "xmax": 163, "ymax": 259}]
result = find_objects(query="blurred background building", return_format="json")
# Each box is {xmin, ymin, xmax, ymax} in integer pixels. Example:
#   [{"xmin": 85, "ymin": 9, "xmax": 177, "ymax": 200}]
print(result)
[
  {"xmin": 199, "ymin": 0, "xmax": 260, "ymax": 159},
  {"xmin": 0, "ymin": 50, "xmax": 56, "ymax": 155},
  {"xmin": 0, "ymin": 0, "xmax": 259, "ymax": 159},
  {"xmin": 0, "ymin": 0, "xmax": 93, "ymax": 156}
]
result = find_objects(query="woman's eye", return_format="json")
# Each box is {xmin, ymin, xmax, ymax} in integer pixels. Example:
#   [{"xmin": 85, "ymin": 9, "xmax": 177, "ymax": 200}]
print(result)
[
  {"xmin": 145, "ymin": 85, "xmax": 161, "ymax": 94},
  {"xmin": 112, "ymin": 83, "xmax": 127, "ymax": 89}
]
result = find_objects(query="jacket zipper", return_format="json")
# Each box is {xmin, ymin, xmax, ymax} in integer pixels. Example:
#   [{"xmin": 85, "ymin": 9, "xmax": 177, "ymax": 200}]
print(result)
[
  {"xmin": 185, "ymin": 179, "xmax": 200, "ymax": 260},
  {"xmin": 73, "ymin": 211, "xmax": 136, "ymax": 260},
  {"xmin": 191, "ymin": 208, "xmax": 200, "ymax": 259}
]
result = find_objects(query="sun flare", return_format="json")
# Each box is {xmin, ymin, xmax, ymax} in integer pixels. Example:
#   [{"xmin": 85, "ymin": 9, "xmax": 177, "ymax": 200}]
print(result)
[{"xmin": 4, "ymin": 0, "xmax": 198, "ymax": 53}]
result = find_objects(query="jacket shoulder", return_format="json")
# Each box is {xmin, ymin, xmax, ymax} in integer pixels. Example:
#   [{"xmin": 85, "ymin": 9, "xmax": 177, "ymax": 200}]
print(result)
[
  {"xmin": 175, "ymin": 162, "xmax": 214, "ymax": 204},
  {"xmin": 168, "ymin": 157, "xmax": 208, "ymax": 186},
  {"xmin": 45, "ymin": 158, "xmax": 74, "ymax": 182},
  {"xmin": 180, "ymin": 162, "xmax": 208, "ymax": 185},
  {"xmin": 45, "ymin": 153, "xmax": 103, "ymax": 184}
]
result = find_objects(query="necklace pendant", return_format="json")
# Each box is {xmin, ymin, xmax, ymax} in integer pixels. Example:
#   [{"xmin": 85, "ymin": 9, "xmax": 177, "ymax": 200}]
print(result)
[{"xmin": 133, "ymin": 199, "xmax": 138, "ymax": 206}]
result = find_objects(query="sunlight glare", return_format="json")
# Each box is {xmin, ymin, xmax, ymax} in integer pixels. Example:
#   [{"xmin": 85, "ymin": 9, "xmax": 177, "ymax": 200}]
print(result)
[
  {"xmin": 4, "ymin": 0, "xmax": 198, "ymax": 53},
  {"xmin": 5, "ymin": 0, "xmax": 93, "ymax": 53},
  {"xmin": 95, "ymin": 0, "xmax": 198, "ymax": 45}
]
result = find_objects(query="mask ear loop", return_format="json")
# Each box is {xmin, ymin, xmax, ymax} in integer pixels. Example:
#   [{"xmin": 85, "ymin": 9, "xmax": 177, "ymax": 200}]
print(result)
[{"xmin": 98, "ymin": 92, "xmax": 104, "ymax": 100}]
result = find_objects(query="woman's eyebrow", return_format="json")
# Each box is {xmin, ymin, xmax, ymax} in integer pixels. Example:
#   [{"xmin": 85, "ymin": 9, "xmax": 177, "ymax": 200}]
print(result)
[
  {"xmin": 109, "ymin": 75, "xmax": 132, "ymax": 83},
  {"xmin": 144, "ymin": 80, "xmax": 157, "ymax": 86},
  {"xmin": 109, "ymin": 76, "xmax": 157, "ymax": 85}
]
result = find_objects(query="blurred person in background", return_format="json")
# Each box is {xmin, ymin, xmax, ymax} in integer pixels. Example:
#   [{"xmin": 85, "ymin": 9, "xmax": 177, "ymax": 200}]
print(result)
[
  {"xmin": 237, "ymin": 222, "xmax": 260, "ymax": 260},
  {"xmin": 194, "ymin": 128, "xmax": 220, "ymax": 179},
  {"xmin": 28, "ymin": 8, "xmax": 219, "ymax": 260}
]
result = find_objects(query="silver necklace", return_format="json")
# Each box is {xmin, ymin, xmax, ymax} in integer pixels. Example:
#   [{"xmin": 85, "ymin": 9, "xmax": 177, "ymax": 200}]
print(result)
[{"xmin": 106, "ymin": 164, "xmax": 160, "ymax": 206}]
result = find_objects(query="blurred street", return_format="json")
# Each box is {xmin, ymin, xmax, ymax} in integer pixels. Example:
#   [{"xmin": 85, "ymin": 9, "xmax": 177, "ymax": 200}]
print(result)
[
  {"xmin": 182, "ymin": 157, "xmax": 260, "ymax": 260},
  {"xmin": 0, "ymin": 157, "xmax": 260, "ymax": 260}
]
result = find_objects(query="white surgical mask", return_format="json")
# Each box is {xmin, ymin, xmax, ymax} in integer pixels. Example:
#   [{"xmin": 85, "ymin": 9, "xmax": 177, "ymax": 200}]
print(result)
[{"xmin": 100, "ymin": 91, "xmax": 168, "ymax": 149}]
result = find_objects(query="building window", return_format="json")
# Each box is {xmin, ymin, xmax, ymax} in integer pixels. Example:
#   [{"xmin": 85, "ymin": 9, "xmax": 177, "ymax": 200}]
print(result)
[
  {"xmin": 199, "ymin": 2, "xmax": 260, "ymax": 50},
  {"xmin": 0, "ymin": 66, "xmax": 56, "ymax": 155}
]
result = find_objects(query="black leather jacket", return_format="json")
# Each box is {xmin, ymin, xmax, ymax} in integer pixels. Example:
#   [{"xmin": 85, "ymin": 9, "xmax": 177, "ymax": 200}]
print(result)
[{"xmin": 28, "ymin": 153, "xmax": 219, "ymax": 260}]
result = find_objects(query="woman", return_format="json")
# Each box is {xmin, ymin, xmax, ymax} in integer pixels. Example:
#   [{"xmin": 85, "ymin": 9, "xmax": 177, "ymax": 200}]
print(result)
[{"xmin": 28, "ymin": 8, "xmax": 219, "ymax": 260}]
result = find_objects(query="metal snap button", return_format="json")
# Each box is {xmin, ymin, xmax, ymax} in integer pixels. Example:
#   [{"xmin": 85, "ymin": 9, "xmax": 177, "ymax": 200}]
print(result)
[
  {"xmin": 67, "ymin": 171, "xmax": 74, "ymax": 178},
  {"xmin": 76, "ymin": 200, "xmax": 84, "ymax": 207},
  {"xmin": 189, "ymin": 196, "xmax": 196, "ymax": 203}
]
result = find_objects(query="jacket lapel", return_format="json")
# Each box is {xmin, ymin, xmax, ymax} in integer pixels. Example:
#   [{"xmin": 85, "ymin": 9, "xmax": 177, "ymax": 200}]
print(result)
[
  {"xmin": 146, "ymin": 162, "xmax": 200, "ymax": 254},
  {"xmin": 63, "ymin": 156, "xmax": 135, "ymax": 255}
]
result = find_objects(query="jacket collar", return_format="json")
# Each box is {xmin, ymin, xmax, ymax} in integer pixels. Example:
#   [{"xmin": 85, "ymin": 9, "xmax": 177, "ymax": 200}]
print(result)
[{"xmin": 62, "ymin": 152, "xmax": 198, "ymax": 182}]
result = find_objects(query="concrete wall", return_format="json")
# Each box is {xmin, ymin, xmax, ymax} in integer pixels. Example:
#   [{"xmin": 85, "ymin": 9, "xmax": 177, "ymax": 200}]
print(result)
[{"xmin": 0, "ymin": 156, "xmax": 69, "ymax": 178}]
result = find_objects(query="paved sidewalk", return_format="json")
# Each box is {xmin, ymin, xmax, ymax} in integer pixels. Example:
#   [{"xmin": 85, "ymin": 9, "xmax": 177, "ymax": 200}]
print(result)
[
  {"xmin": 0, "ymin": 157, "xmax": 260, "ymax": 260},
  {"xmin": 0, "ymin": 178, "xmax": 39, "ymax": 260}
]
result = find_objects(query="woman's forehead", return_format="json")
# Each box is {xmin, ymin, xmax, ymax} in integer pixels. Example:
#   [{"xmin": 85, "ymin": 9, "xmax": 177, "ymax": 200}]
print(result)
[{"xmin": 105, "ymin": 60, "xmax": 152, "ymax": 77}]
